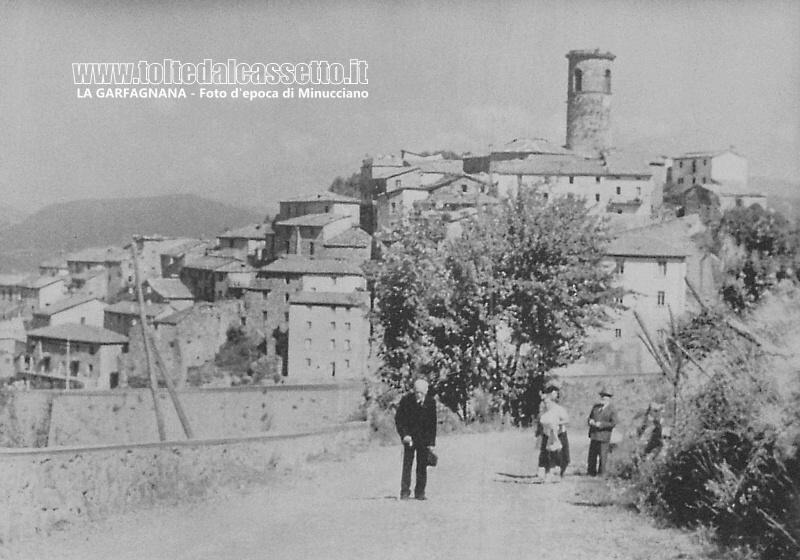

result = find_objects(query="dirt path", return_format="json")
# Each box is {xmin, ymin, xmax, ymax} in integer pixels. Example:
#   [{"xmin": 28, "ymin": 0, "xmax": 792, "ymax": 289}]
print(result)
[{"xmin": 5, "ymin": 431, "xmax": 710, "ymax": 560}]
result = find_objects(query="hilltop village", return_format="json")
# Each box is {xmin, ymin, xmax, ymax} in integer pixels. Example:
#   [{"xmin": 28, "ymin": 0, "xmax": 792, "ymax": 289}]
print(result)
[{"xmin": 0, "ymin": 50, "xmax": 764, "ymax": 390}]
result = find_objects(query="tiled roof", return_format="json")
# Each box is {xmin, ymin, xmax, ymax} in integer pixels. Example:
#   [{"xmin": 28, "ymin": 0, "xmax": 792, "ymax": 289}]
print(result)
[
  {"xmin": 676, "ymin": 148, "xmax": 743, "ymax": 159},
  {"xmin": 364, "ymin": 154, "xmax": 405, "ymax": 167},
  {"xmin": 491, "ymin": 151, "xmax": 652, "ymax": 177},
  {"xmin": 160, "ymin": 239, "xmax": 210, "ymax": 257},
  {"xmin": 424, "ymin": 191, "xmax": 499, "ymax": 206},
  {"xmin": 27, "ymin": 323, "xmax": 128, "ymax": 345},
  {"xmin": 275, "ymin": 213, "xmax": 350, "ymax": 228},
  {"xmin": 324, "ymin": 228, "xmax": 372, "ymax": 248},
  {"xmin": 18, "ymin": 275, "xmax": 65, "ymax": 289},
  {"xmin": 145, "ymin": 278, "xmax": 194, "ymax": 300},
  {"xmin": 281, "ymin": 192, "xmax": 360, "ymax": 204},
  {"xmin": 182, "ymin": 255, "xmax": 239, "ymax": 271},
  {"xmin": 423, "ymin": 174, "xmax": 491, "ymax": 192},
  {"xmin": 33, "ymin": 295, "xmax": 101, "ymax": 317},
  {"xmin": 218, "ymin": 223, "xmax": 274, "ymax": 238},
  {"xmin": 67, "ymin": 245, "xmax": 128, "ymax": 263},
  {"xmin": 154, "ymin": 306, "xmax": 195, "ymax": 326},
  {"xmin": 415, "ymin": 160, "xmax": 464, "ymax": 174},
  {"xmin": 371, "ymin": 167, "xmax": 420, "ymax": 180},
  {"xmin": 290, "ymin": 290, "xmax": 370, "ymax": 307},
  {"xmin": 260, "ymin": 256, "xmax": 364, "ymax": 276},
  {"xmin": 104, "ymin": 300, "xmax": 172, "ymax": 317},
  {"xmin": 605, "ymin": 231, "xmax": 686, "ymax": 258},
  {"xmin": 70, "ymin": 268, "xmax": 107, "ymax": 281},
  {"xmin": 206, "ymin": 247, "xmax": 248, "ymax": 262},
  {"xmin": 39, "ymin": 256, "xmax": 68, "ymax": 269},
  {"xmin": 243, "ymin": 278, "xmax": 272, "ymax": 292},
  {"xmin": 495, "ymin": 138, "xmax": 573, "ymax": 155}
]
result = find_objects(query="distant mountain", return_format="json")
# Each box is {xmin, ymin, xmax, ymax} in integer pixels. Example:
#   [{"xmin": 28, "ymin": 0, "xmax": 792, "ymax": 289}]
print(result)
[
  {"xmin": 0, "ymin": 194, "xmax": 265, "ymax": 273},
  {"xmin": 0, "ymin": 205, "xmax": 32, "ymax": 232}
]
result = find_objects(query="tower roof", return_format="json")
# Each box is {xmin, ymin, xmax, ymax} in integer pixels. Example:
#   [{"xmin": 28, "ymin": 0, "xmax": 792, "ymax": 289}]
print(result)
[{"xmin": 566, "ymin": 49, "xmax": 616, "ymax": 61}]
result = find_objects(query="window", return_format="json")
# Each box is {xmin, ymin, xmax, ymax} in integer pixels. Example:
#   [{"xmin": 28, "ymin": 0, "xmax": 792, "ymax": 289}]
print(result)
[
  {"xmin": 329, "ymin": 339, "xmax": 336, "ymax": 350},
  {"xmin": 569, "ymin": 176, "xmax": 574, "ymax": 184},
  {"xmin": 605, "ymin": 69, "xmax": 611, "ymax": 93},
  {"xmin": 543, "ymin": 193, "xmax": 548, "ymax": 201},
  {"xmin": 284, "ymin": 293, "xmax": 289, "ymax": 302},
  {"xmin": 331, "ymin": 362, "xmax": 336, "ymax": 377},
  {"xmin": 461, "ymin": 184, "xmax": 468, "ymax": 193},
  {"xmin": 616, "ymin": 186, "xmax": 621, "ymax": 195},
  {"xmin": 595, "ymin": 193, "xmax": 600, "ymax": 202},
  {"xmin": 395, "ymin": 179, "xmax": 401, "ymax": 188},
  {"xmin": 678, "ymin": 178, "xmax": 684, "ymax": 185},
  {"xmin": 636, "ymin": 186, "xmax": 641, "ymax": 197},
  {"xmin": 614, "ymin": 328, "xmax": 622, "ymax": 339},
  {"xmin": 702, "ymin": 177, "xmax": 707, "ymax": 184},
  {"xmin": 330, "ymin": 321, "xmax": 336, "ymax": 331},
  {"xmin": 306, "ymin": 321, "xmax": 312, "ymax": 330},
  {"xmin": 596, "ymin": 176, "xmax": 601, "ymax": 183},
  {"xmin": 306, "ymin": 358, "xmax": 312, "ymax": 367},
  {"xmin": 345, "ymin": 359, "xmax": 351, "ymax": 368},
  {"xmin": 615, "ymin": 260, "xmax": 625, "ymax": 274},
  {"xmin": 263, "ymin": 311, "xmax": 269, "ymax": 321},
  {"xmin": 692, "ymin": 160, "xmax": 697, "ymax": 173},
  {"xmin": 345, "ymin": 322, "xmax": 351, "ymax": 331},
  {"xmin": 325, "ymin": 205, "xmax": 330, "ymax": 212},
  {"xmin": 692, "ymin": 177, "xmax": 696, "ymax": 185},
  {"xmin": 614, "ymin": 295, "xmax": 623, "ymax": 305},
  {"xmin": 284, "ymin": 312, "xmax": 289, "ymax": 322},
  {"xmin": 391, "ymin": 202, "xmax": 396, "ymax": 213},
  {"xmin": 262, "ymin": 291, "xmax": 269, "ymax": 300},
  {"xmin": 284, "ymin": 277, "xmax": 290, "ymax": 285},
  {"xmin": 304, "ymin": 338, "xmax": 311, "ymax": 349},
  {"xmin": 309, "ymin": 243, "xmax": 315, "ymax": 256},
  {"xmin": 574, "ymin": 68, "xmax": 582, "ymax": 92},
  {"xmin": 658, "ymin": 261, "xmax": 667, "ymax": 275},
  {"xmin": 657, "ymin": 291, "xmax": 666, "ymax": 306},
  {"xmin": 345, "ymin": 339, "xmax": 351, "ymax": 351}
]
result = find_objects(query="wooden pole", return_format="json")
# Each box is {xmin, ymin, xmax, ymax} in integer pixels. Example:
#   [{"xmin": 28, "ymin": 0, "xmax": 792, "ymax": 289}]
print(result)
[
  {"xmin": 147, "ymin": 331, "xmax": 194, "ymax": 439},
  {"xmin": 130, "ymin": 244, "xmax": 166, "ymax": 442}
]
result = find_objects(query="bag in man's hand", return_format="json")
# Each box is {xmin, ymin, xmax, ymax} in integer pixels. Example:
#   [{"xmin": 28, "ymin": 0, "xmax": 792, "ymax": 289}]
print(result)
[{"xmin": 427, "ymin": 447, "xmax": 438, "ymax": 467}]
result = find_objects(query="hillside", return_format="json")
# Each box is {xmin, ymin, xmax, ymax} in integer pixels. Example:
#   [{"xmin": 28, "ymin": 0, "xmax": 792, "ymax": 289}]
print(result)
[
  {"xmin": 749, "ymin": 176, "xmax": 800, "ymax": 222},
  {"xmin": 0, "ymin": 194, "xmax": 265, "ymax": 273}
]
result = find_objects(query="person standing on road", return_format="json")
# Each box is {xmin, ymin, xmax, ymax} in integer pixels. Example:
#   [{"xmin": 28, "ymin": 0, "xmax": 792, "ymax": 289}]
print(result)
[
  {"xmin": 537, "ymin": 386, "xmax": 570, "ymax": 481},
  {"xmin": 587, "ymin": 387, "xmax": 618, "ymax": 476},
  {"xmin": 395, "ymin": 378, "xmax": 437, "ymax": 500}
]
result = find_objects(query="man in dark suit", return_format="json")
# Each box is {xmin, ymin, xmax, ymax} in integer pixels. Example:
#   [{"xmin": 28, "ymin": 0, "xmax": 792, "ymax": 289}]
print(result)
[
  {"xmin": 587, "ymin": 387, "xmax": 618, "ymax": 476},
  {"xmin": 395, "ymin": 379, "xmax": 437, "ymax": 500}
]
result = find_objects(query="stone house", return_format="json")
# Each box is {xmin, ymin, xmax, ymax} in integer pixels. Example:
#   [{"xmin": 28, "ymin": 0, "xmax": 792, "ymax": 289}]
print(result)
[
  {"xmin": 65, "ymin": 246, "xmax": 134, "ymax": 301},
  {"xmin": 68, "ymin": 268, "xmax": 109, "ymax": 300},
  {"xmin": 159, "ymin": 239, "xmax": 211, "ymax": 279},
  {"xmin": 179, "ymin": 255, "xmax": 255, "ymax": 302},
  {"xmin": 103, "ymin": 300, "xmax": 175, "ymax": 337},
  {"xmin": 670, "ymin": 148, "xmax": 747, "ymax": 191},
  {"xmin": 20, "ymin": 323, "xmax": 128, "ymax": 389},
  {"xmin": 38, "ymin": 256, "xmax": 69, "ymax": 277},
  {"xmin": 15, "ymin": 275, "xmax": 68, "ymax": 315},
  {"xmin": 142, "ymin": 277, "xmax": 194, "ymax": 309},
  {"xmin": 588, "ymin": 227, "xmax": 688, "ymax": 374},
  {"xmin": 217, "ymin": 223, "xmax": 274, "ymax": 266},
  {"xmin": 0, "ymin": 318, "xmax": 26, "ymax": 379},
  {"xmin": 133, "ymin": 236, "xmax": 203, "ymax": 280},
  {"xmin": 287, "ymin": 290, "xmax": 370, "ymax": 382},
  {"xmin": 322, "ymin": 228, "xmax": 372, "ymax": 264},
  {"xmin": 273, "ymin": 213, "xmax": 354, "ymax": 258},
  {"xmin": 29, "ymin": 295, "xmax": 107, "ymax": 330},
  {"xmin": 120, "ymin": 300, "xmax": 244, "ymax": 387}
]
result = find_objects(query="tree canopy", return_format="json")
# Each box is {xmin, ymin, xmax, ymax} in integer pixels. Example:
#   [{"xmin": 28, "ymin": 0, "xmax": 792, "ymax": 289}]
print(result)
[{"xmin": 367, "ymin": 190, "xmax": 618, "ymax": 423}]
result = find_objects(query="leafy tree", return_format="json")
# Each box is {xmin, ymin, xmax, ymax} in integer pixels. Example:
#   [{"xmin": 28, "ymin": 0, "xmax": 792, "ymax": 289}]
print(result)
[
  {"xmin": 368, "ymin": 190, "xmax": 618, "ymax": 422},
  {"xmin": 329, "ymin": 172, "xmax": 363, "ymax": 199},
  {"xmin": 716, "ymin": 204, "xmax": 800, "ymax": 311}
]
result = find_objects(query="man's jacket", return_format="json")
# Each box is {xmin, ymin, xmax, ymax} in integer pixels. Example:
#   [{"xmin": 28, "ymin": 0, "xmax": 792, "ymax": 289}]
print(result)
[
  {"xmin": 395, "ymin": 393, "xmax": 437, "ymax": 447},
  {"xmin": 587, "ymin": 403, "xmax": 618, "ymax": 442}
]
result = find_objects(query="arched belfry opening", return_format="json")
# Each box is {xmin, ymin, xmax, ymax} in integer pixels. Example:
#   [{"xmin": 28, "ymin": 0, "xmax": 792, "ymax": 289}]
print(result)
[{"xmin": 574, "ymin": 69, "xmax": 583, "ymax": 92}]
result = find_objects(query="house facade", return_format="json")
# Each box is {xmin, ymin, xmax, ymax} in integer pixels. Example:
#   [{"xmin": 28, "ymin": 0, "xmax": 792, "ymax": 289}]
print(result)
[
  {"xmin": 29, "ymin": 296, "xmax": 107, "ymax": 330},
  {"xmin": 20, "ymin": 323, "xmax": 128, "ymax": 389},
  {"xmin": 287, "ymin": 290, "xmax": 370, "ymax": 381}
]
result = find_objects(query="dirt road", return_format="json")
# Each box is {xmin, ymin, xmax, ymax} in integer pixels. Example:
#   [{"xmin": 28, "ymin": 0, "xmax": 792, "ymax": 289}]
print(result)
[{"xmin": 6, "ymin": 430, "xmax": 710, "ymax": 560}]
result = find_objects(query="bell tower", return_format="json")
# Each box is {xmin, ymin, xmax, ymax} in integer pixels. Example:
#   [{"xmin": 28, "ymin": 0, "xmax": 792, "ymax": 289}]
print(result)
[{"xmin": 565, "ymin": 49, "xmax": 615, "ymax": 155}]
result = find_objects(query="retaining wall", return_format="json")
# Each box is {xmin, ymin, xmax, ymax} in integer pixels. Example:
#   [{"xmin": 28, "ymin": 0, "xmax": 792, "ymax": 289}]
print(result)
[
  {"xmin": 1, "ymin": 382, "xmax": 365, "ymax": 447},
  {"xmin": 0, "ymin": 422, "xmax": 369, "ymax": 543}
]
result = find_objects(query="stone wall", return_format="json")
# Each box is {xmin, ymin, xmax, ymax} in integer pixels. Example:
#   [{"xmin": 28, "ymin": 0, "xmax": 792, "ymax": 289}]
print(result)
[
  {"xmin": 0, "ymin": 422, "xmax": 368, "ymax": 543},
  {"xmin": 45, "ymin": 383, "xmax": 365, "ymax": 446}
]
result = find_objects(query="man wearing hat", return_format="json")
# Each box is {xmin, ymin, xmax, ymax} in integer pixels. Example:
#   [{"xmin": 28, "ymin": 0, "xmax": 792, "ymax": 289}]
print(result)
[
  {"xmin": 587, "ymin": 387, "xmax": 618, "ymax": 476},
  {"xmin": 395, "ymin": 378, "xmax": 437, "ymax": 500}
]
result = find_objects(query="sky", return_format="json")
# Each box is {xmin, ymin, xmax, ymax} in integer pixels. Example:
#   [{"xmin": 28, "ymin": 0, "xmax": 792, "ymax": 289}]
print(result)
[{"xmin": 1, "ymin": 0, "xmax": 799, "ymax": 213}]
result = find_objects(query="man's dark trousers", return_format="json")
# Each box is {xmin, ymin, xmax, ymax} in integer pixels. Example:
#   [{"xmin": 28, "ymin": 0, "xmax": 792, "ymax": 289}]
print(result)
[
  {"xmin": 587, "ymin": 439, "xmax": 610, "ymax": 476},
  {"xmin": 401, "ymin": 444, "xmax": 429, "ymax": 498}
]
